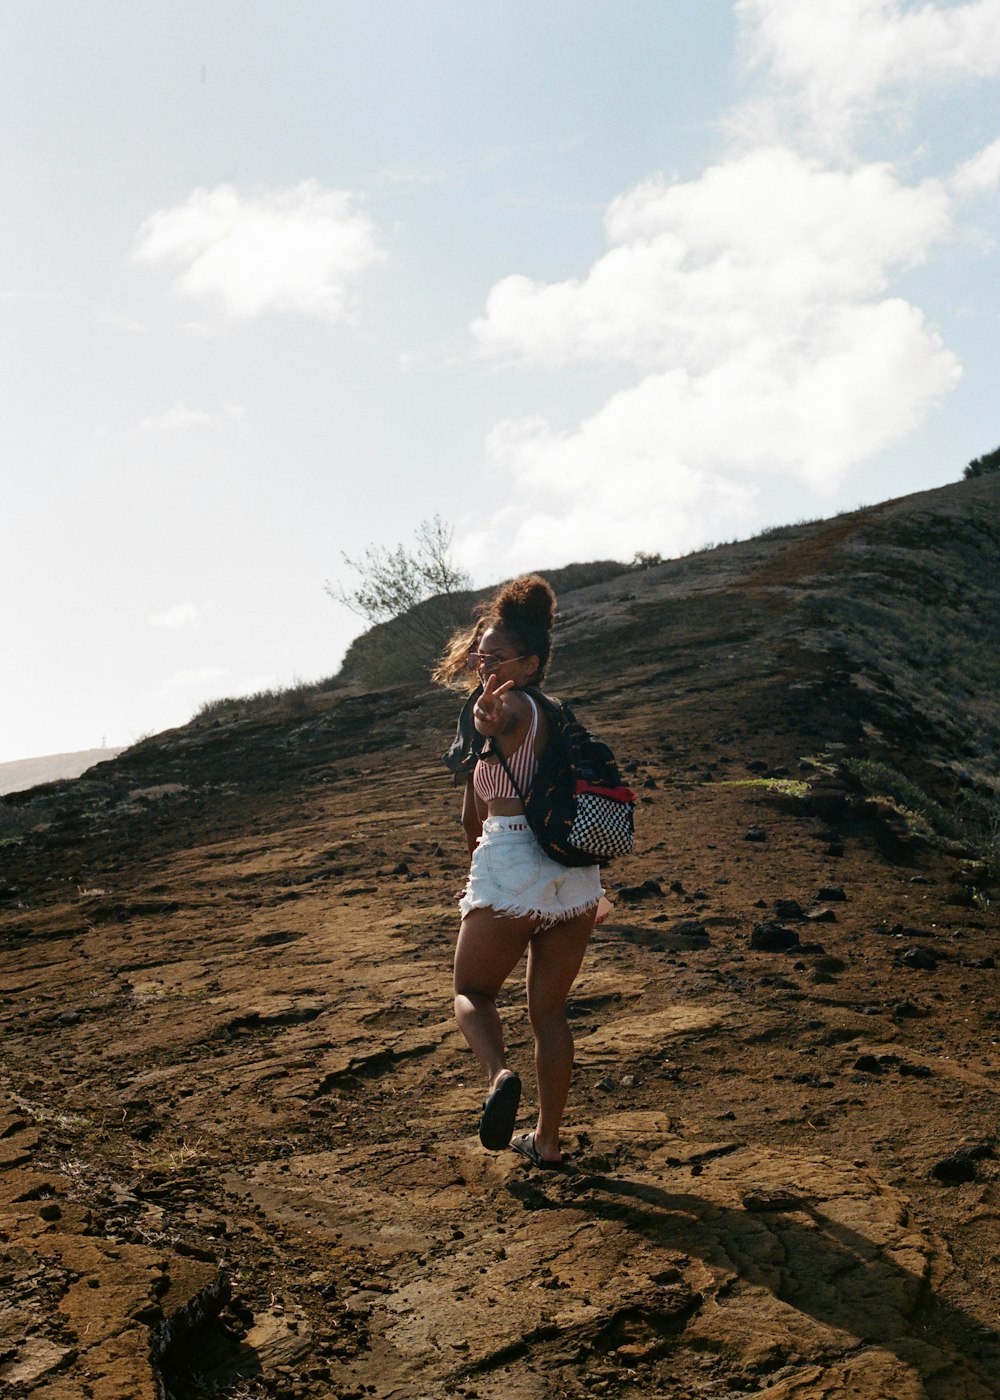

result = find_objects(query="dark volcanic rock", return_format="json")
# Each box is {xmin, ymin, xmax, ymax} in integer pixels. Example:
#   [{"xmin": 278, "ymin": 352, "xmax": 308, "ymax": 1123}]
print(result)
[
  {"xmin": 900, "ymin": 947, "xmax": 938, "ymax": 971},
  {"xmin": 671, "ymin": 919, "xmax": 710, "ymax": 939},
  {"xmin": 750, "ymin": 922, "xmax": 800, "ymax": 952},
  {"xmin": 618, "ymin": 879, "xmax": 663, "ymax": 902},
  {"xmin": 894, "ymin": 1001, "xmax": 926, "ymax": 1018}
]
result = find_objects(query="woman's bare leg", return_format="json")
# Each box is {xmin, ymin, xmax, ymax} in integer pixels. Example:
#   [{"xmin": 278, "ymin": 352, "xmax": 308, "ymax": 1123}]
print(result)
[
  {"xmin": 525, "ymin": 908, "xmax": 596, "ymax": 1161},
  {"xmin": 453, "ymin": 908, "xmax": 536, "ymax": 1088}
]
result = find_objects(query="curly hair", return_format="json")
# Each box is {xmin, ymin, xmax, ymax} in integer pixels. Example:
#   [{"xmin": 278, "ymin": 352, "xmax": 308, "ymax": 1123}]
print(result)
[
  {"xmin": 488, "ymin": 574, "xmax": 556, "ymax": 682},
  {"xmin": 433, "ymin": 574, "xmax": 557, "ymax": 690}
]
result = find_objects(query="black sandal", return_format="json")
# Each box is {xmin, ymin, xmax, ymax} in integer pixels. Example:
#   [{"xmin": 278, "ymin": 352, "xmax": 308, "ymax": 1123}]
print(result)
[
  {"xmin": 511, "ymin": 1131, "xmax": 564, "ymax": 1170},
  {"xmin": 478, "ymin": 1072, "xmax": 521, "ymax": 1150}
]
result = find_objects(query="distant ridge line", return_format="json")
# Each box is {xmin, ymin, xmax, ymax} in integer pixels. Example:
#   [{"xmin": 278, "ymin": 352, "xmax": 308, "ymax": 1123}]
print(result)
[{"xmin": 0, "ymin": 747, "xmax": 126, "ymax": 797}]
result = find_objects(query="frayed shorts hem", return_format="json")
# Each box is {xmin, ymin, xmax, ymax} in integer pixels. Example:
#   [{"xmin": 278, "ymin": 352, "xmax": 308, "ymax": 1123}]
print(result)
[
  {"xmin": 459, "ymin": 816, "xmax": 603, "ymax": 930},
  {"xmin": 459, "ymin": 895, "xmax": 602, "ymax": 931}
]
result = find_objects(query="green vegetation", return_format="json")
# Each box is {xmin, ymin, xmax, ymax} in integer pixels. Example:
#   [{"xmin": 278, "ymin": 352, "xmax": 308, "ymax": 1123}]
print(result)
[
  {"xmin": 751, "ymin": 515, "xmax": 824, "ymax": 541},
  {"xmin": 793, "ymin": 496, "xmax": 1000, "ymax": 866},
  {"xmin": 964, "ymin": 444, "xmax": 1000, "ymax": 479},
  {"xmin": 712, "ymin": 777, "xmax": 811, "ymax": 798},
  {"xmin": 195, "ymin": 674, "xmax": 345, "ymax": 724},
  {"xmin": 843, "ymin": 758, "xmax": 961, "ymax": 841}
]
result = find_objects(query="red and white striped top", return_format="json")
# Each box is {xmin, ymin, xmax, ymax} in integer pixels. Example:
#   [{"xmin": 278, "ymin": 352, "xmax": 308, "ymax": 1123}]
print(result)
[{"xmin": 473, "ymin": 694, "xmax": 540, "ymax": 804}]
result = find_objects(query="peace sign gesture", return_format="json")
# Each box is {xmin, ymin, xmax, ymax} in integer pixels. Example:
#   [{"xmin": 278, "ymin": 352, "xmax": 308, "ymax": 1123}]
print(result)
[{"xmin": 472, "ymin": 671, "xmax": 515, "ymax": 731}]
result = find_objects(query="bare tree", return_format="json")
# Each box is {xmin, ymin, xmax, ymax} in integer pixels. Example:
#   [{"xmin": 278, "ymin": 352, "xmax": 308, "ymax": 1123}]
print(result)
[
  {"xmin": 327, "ymin": 517, "xmax": 473, "ymax": 677},
  {"xmin": 329, "ymin": 516, "xmax": 470, "ymax": 625}
]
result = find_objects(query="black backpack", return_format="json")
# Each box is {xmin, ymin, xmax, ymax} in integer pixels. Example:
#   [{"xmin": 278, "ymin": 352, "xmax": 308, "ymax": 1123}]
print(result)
[{"xmin": 494, "ymin": 688, "xmax": 635, "ymax": 867}]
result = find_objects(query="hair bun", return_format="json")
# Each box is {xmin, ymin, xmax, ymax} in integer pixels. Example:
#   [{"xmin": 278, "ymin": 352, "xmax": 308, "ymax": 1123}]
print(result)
[{"xmin": 495, "ymin": 574, "xmax": 556, "ymax": 633}]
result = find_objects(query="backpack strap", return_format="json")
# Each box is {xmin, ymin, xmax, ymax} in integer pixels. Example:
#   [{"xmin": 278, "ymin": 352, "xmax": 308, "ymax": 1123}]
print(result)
[
  {"xmin": 492, "ymin": 687, "xmax": 558, "ymax": 805},
  {"xmin": 492, "ymin": 745, "xmax": 529, "ymax": 806}
]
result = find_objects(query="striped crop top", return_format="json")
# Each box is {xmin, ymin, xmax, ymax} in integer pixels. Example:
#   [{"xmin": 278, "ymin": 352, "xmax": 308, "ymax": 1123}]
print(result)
[{"xmin": 473, "ymin": 693, "xmax": 540, "ymax": 804}]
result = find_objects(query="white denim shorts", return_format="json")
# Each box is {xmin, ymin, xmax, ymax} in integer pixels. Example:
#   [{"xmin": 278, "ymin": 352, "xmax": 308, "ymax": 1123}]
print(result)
[{"xmin": 459, "ymin": 816, "xmax": 604, "ymax": 928}]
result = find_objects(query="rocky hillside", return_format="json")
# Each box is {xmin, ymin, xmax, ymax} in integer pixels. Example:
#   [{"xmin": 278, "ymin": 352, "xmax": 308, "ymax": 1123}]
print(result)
[
  {"xmin": 0, "ymin": 475, "xmax": 997, "ymax": 1400},
  {"xmin": 0, "ymin": 748, "xmax": 126, "ymax": 799}
]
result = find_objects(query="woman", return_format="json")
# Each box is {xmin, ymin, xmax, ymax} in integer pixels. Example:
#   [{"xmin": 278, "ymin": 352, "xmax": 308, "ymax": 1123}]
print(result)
[{"xmin": 435, "ymin": 575, "xmax": 603, "ymax": 1168}]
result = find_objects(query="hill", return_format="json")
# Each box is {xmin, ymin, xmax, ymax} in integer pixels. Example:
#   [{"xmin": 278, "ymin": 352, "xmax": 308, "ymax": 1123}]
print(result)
[
  {"xmin": 0, "ymin": 475, "xmax": 997, "ymax": 1399},
  {"xmin": 0, "ymin": 746, "xmax": 126, "ymax": 798}
]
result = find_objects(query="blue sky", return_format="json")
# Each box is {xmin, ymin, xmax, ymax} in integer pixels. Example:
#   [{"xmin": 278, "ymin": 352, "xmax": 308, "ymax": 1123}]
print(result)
[{"xmin": 2, "ymin": 1, "xmax": 999, "ymax": 762}]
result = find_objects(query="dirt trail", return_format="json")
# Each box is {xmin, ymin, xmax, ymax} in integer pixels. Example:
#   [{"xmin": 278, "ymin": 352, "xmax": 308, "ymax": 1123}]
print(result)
[{"xmin": 2, "ymin": 480, "xmax": 998, "ymax": 1399}]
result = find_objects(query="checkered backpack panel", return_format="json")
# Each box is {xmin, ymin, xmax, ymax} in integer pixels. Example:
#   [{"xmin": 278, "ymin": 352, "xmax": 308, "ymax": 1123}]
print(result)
[
  {"xmin": 497, "ymin": 690, "xmax": 635, "ymax": 868},
  {"xmin": 568, "ymin": 782, "xmax": 636, "ymax": 861}
]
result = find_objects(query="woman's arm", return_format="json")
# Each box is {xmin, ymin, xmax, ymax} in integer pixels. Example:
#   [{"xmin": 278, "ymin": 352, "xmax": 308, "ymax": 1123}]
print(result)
[{"xmin": 460, "ymin": 775, "xmax": 482, "ymax": 858}]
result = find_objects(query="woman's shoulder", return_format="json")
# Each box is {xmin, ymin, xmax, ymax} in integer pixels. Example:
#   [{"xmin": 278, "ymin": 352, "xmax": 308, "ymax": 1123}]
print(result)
[
  {"xmin": 501, "ymin": 687, "xmax": 536, "ymax": 724},
  {"xmin": 518, "ymin": 686, "xmax": 558, "ymax": 746},
  {"xmin": 521, "ymin": 685, "xmax": 563, "ymax": 719}
]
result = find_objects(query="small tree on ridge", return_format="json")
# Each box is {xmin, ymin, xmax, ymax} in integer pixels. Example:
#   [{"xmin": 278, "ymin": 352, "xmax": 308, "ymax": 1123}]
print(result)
[
  {"xmin": 964, "ymin": 445, "xmax": 1000, "ymax": 479},
  {"xmin": 328, "ymin": 515, "xmax": 470, "ymax": 625},
  {"xmin": 326, "ymin": 516, "xmax": 473, "ymax": 680}
]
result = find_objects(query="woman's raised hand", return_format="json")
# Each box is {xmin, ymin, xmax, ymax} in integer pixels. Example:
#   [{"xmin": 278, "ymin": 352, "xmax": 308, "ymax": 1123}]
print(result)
[{"xmin": 473, "ymin": 672, "xmax": 514, "ymax": 727}]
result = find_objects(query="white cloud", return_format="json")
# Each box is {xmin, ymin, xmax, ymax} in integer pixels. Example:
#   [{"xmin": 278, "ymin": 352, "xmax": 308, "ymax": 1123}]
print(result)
[
  {"xmin": 736, "ymin": 0, "xmax": 1000, "ymax": 151},
  {"xmin": 455, "ymin": 406, "xmax": 759, "ymax": 576},
  {"xmin": 951, "ymin": 136, "xmax": 1000, "ymax": 197},
  {"xmin": 474, "ymin": 148, "xmax": 952, "ymax": 371},
  {"xmin": 138, "ymin": 401, "xmax": 244, "ymax": 433},
  {"xmin": 465, "ymin": 3, "xmax": 988, "ymax": 566},
  {"xmin": 147, "ymin": 601, "xmax": 216, "ymax": 630},
  {"xmin": 133, "ymin": 181, "xmax": 385, "ymax": 321},
  {"xmin": 459, "ymin": 297, "xmax": 958, "ymax": 572}
]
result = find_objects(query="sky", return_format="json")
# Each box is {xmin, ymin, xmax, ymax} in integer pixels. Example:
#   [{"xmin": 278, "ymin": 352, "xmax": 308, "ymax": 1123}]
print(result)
[{"xmin": 2, "ymin": 0, "xmax": 999, "ymax": 764}]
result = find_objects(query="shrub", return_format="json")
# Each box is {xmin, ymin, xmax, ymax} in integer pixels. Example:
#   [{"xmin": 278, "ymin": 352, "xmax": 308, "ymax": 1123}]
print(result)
[
  {"xmin": 327, "ymin": 515, "xmax": 471, "ymax": 635},
  {"xmin": 194, "ymin": 675, "xmax": 345, "ymax": 724},
  {"xmin": 964, "ymin": 445, "xmax": 1000, "ymax": 479}
]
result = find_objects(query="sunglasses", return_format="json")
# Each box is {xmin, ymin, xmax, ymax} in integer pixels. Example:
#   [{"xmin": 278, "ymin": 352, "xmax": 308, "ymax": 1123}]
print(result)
[{"xmin": 465, "ymin": 651, "xmax": 530, "ymax": 672}]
